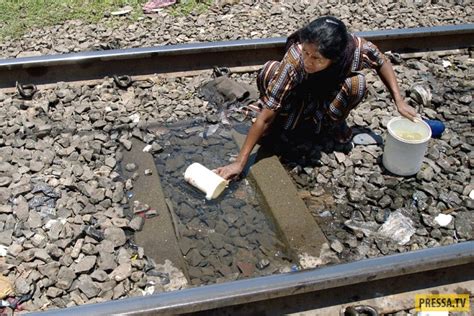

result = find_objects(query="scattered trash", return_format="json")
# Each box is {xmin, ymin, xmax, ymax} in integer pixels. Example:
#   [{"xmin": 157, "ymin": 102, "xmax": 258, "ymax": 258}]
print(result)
[
  {"xmin": 184, "ymin": 162, "xmax": 228, "ymax": 200},
  {"xmin": 424, "ymin": 119, "xmax": 445, "ymax": 138},
  {"xmin": 111, "ymin": 6, "xmax": 133, "ymax": 16},
  {"xmin": 1, "ymin": 283, "xmax": 36, "ymax": 310},
  {"xmin": 434, "ymin": 213, "xmax": 453, "ymax": 227},
  {"xmin": 344, "ymin": 219, "xmax": 380, "ymax": 237},
  {"xmin": 129, "ymin": 113, "xmax": 140, "ymax": 123},
  {"xmin": 0, "ymin": 277, "xmax": 13, "ymax": 300},
  {"xmin": 83, "ymin": 225, "xmax": 105, "ymax": 241},
  {"xmin": 145, "ymin": 209, "xmax": 158, "ymax": 218},
  {"xmin": 319, "ymin": 210, "xmax": 332, "ymax": 218},
  {"xmin": 0, "ymin": 245, "xmax": 7, "ymax": 257},
  {"xmin": 32, "ymin": 182, "xmax": 59, "ymax": 197},
  {"xmin": 409, "ymin": 83, "xmax": 432, "ymax": 108},
  {"xmin": 133, "ymin": 200, "xmax": 150, "ymax": 214},
  {"xmin": 105, "ymin": 106, "xmax": 112, "ymax": 112},
  {"xmin": 352, "ymin": 132, "xmax": 383, "ymax": 146},
  {"xmin": 470, "ymin": 190, "xmax": 474, "ymax": 200},
  {"xmin": 143, "ymin": 144, "xmax": 152, "ymax": 153},
  {"xmin": 219, "ymin": 111, "xmax": 231, "ymax": 126},
  {"xmin": 44, "ymin": 219, "xmax": 58, "ymax": 229},
  {"xmin": 256, "ymin": 258, "xmax": 270, "ymax": 270},
  {"xmin": 290, "ymin": 264, "xmax": 300, "ymax": 272},
  {"xmin": 144, "ymin": 169, "xmax": 153, "ymax": 176},
  {"xmin": 442, "ymin": 60, "xmax": 452, "ymax": 68},
  {"xmin": 142, "ymin": 284, "xmax": 155, "ymax": 295},
  {"xmin": 199, "ymin": 74, "xmax": 259, "ymax": 127},
  {"xmin": 377, "ymin": 210, "xmax": 415, "ymax": 245},
  {"xmin": 143, "ymin": 0, "xmax": 176, "ymax": 13},
  {"xmin": 203, "ymin": 124, "xmax": 219, "ymax": 138}
]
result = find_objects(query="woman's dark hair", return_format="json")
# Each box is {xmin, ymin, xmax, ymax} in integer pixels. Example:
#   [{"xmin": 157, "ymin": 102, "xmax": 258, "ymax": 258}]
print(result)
[
  {"xmin": 286, "ymin": 16, "xmax": 356, "ymax": 98},
  {"xmin": 299, "ymin": 16, "xmax": 348, "ymax": 61}
]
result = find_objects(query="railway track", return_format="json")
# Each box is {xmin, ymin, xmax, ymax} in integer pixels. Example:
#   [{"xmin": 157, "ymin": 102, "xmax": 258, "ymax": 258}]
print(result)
[
  {"xmin": 28, "ymin": 241, "xmax": 473, "ymax": 315},
  {"xmin": 0, "ymin": 24, "xmax": 473, "ymax": 88},
  {"xmin": 1, "ymin": 24, "xmax": 473, "ymax": 315}
]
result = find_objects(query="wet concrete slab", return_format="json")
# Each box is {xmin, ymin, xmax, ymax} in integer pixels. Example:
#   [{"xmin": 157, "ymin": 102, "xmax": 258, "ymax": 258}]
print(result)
[
  {"xmin": 121, "ymin": 138, "xmax": 188, "ymax": 279},
  {"xmin": 233, "ymin": 131, "xmax": 328, "ymax": 267}
]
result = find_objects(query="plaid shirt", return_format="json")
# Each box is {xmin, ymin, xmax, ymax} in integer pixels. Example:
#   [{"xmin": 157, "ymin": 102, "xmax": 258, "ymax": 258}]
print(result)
[{"xmin": 258, "ymin": 35, "xmax": 385, "ymax": 113}]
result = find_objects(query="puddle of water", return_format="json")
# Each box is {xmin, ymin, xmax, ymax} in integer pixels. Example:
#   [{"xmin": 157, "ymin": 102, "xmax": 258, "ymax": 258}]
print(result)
[{"xmin": 153, "ymin": 120, "xmax": 293, "ymax": 285}]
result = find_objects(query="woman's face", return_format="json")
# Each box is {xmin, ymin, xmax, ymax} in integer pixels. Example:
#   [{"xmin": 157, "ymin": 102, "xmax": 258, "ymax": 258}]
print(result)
[{"xmin": 301, "ymin": 42, "xmax": 332, "ymax": 73}]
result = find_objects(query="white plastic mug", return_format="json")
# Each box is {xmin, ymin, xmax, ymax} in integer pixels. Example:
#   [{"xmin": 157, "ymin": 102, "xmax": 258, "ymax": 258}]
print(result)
[{"xmin": 184, "ymin": 162, "xmax": 228, "ymax": 200}]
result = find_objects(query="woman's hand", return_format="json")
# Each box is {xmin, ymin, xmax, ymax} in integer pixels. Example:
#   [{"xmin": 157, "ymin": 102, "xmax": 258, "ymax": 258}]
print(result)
[
  {"xmin": 396, "ymin": 99, "xmax": 418, "ymax": 121},
  {"xmin": 214, "ymin": 161, "xmax": 244, "ymax": 181},
  {"xmin": 214, "ymin": 107, "xmax": 277, "ymax": 181}
]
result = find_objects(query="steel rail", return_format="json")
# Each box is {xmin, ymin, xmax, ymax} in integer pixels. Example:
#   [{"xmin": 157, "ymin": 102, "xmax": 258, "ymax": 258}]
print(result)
[
  {"xmin": 0, "ymin": 24, "xmax": 473, "ymax": 88},
  {"xmin": 30, "ymin": 241, "xmax": 474, "ymax": 316}
]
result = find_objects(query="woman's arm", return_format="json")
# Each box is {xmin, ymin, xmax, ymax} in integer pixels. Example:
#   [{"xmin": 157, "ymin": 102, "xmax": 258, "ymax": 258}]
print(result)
[
  {"xmin": 377, "ymin": 60, "xmax": 418, "ymax": 121},
  {"xmin": 214, "ymin": 108, "xmax": 277, "ymax": 180}
]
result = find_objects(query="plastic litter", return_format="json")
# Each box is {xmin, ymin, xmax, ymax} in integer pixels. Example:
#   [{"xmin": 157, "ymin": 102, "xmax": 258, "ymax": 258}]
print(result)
[
  {"xmin": 344, "ymin": 219, "xmax": 380, "ymax": 237},
  {"xmin": 434, "ymin": 214, "xmax": 453, "ymax": 227},
  {"xmin": 290, "ymin": 264, "xmax": 300, "ymax": 272},
  {"xmin": 83, "ymin": 225, "xmax": 105, "ymax": 241},
  {"xmin": 0, "ymin": 245, "xmax": 7, "ymax": 257},
  {"xmin": 424, "ymin": 119, "xmax": 445, "ymax": 138},
  {"xmin": 143, "ymin": 285, "xmax": 155, "ymax": 295},
  {"xmin": 1, "ymin": 283, "xmax": 35, "ymax": 310},
  {"xmin": 44, "ymin": 219, "xmax": 66, "ymax": 230},
  {"xmin": 442, "ymin": 60, "xmax": 452, "ymax": 68},
  {"xmin": 184, "ymin": 162, "xmax": 228, "ymax": 200},
  {"xmin": 143, "ymin": 144, "xmax": 152, "ymax": 152},
  {"xmin": 31, "ymin": 182, "xmax": 59, "ymax": 197},
  {"xmin": 352, "ymin": 132, "xmax": 383, "ymax": 146},
  {"xmin": 203, "ymin": 124, "xmax": 219, "ymax": 138},
  {"xmin": 219, "ymin": 111, "xmax": 231, "ymax": 126},
  {"xmin": 377, "ymin": 210, "xmax": 415, "ymax": 246},
  {"xmin": 470, "ymin": 190, "xmax": 474, "ymax": 200},
  {"xmin": 129, "ymin": 113, "xmax": 140, "ymax": 123},
  {"xmin": 0, "ymin": 276, "xmax": 14, "ymax": 300},
  {"xmin": 143, "ymin": 0, "xmax": 176, "ymax": 13},
  {"xmin": 111, "ymin": 6, "xmax": 133, "ymax": 16}
]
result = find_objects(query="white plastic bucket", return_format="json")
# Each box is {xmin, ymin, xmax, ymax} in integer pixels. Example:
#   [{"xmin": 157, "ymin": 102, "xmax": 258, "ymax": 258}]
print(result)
[
  {"xmin": 184, "ymin": 162, "xmax": 228, "ymax": 200},
  {"xmin": 382, "ymin": 117, "xmax": 431, "ymax": 176}
]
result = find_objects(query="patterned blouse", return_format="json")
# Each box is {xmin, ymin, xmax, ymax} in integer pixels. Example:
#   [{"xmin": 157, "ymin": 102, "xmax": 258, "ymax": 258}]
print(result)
[{"xmin": 258, "ymin": 35, "xmax": 386, "ymax": 113}]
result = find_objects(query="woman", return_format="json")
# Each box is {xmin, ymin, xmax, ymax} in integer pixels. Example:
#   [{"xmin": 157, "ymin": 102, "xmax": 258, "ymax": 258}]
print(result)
[{"xmin": 215, "ymin": 16, "xmax": 417, "ymax": 180}]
